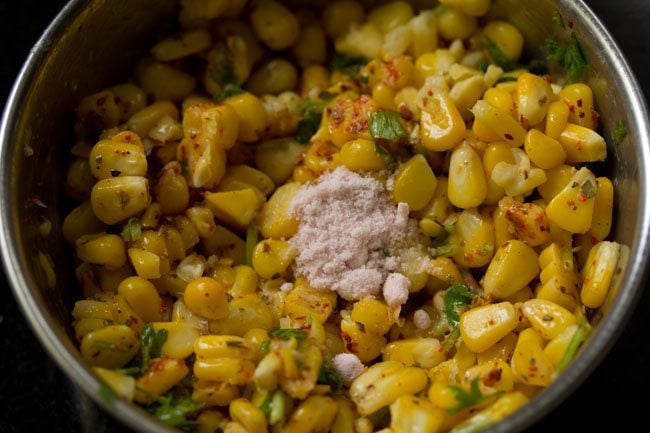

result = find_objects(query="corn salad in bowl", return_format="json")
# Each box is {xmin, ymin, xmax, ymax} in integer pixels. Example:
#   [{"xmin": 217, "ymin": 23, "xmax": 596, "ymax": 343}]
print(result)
[{"xmin": 63, "ymin": 0, "xmax": 624, "ymax": 432}]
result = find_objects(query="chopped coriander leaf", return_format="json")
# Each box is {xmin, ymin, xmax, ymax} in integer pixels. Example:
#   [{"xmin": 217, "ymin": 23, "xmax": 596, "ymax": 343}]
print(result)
[
  {"xmin": 444, "ymin": 284, "xmax": 474, "ymax": 327},
  {"xmin": 580, "ymin": 179, "xmax": 597, "ymax": 199},
  {"xmin": 214, "ymin": 84, "xmax": 244, "ymax": 102},
  {"xmin": 545, "ymin": 33, "xmax": 588, "ymax": 83},
  {"xmin": 94, "ymin": 340, "xmax": 129, "ymax": 352},
  {"xmin": 447, "ymin": 378, "xmax": 505, "ymax": 414},
  {"xmin": 317, "ymin": 358, "xmax": 343, "ymax": 392},
  {"xmin": 330, "ymin": 55, "xmax": 367, "ymax": 79},
  {"xmin": 148, "ymin": 394, "xmax": 204, "ymax": 431},
  {"xmin": 432, "ymin": 244, "xmax": 458, "ymax": 258},
  {"xmin": 318, "ymin": 90, "xmax": 336, "ymax": 100},
  {"xmin": 613, "ymin": 120, "xmax": 628, "ymax": 143},
  {"xmin": 443, "ymin": 326, "xmax": 461, "ymax": 352},
  {"xmin": 246, "ymin": 224, "xmax": 258, "ymax": 266},
  {"xmin": 179, "ymin": 160, "xmax": 189, "ymax": 175},
  {"xmin": 98, "ymin": 383, "xmax": 118, "ymax": 405},
  {"xmin": 556, "ymin": 315, "xmax": 591, "ymax": 372},
  {"xmin": 260, "ymin": 392, "xmax": 273, "ymax": 418},
  {"xmin": 260, "ymin": 339, "xmax": 271, "ymax": 352},
  {"xmin": 260, "ymin": 390, "xmax": 286, "ymax": 424},
  {"xmin": 296, "ymin": 96, "xmax": 332, "ymax": 144},
  {"xmin": 140, "ymin": 323, "xmax": 168, "ymax": 373},
  {"xmin": 269, "ymin": 328, "xmax": 308, "ymax": 342},
  {"xmin": 121, "ymin": 218, "xmax": 142, "ymax": 242},
  {"xmin": 552, "ymin": 10, "xmax": 565, "ymax": 29},
  {"xmin": 482, "ymin": 37, "xmax": 518, "ymax": 71},
  {"xmin": 211, "ymin": 55, "xmax": 238, "ymax": 86},
  {"xmin": 369, "ymin": 111, "xmax": 407, "ymax": 141}
]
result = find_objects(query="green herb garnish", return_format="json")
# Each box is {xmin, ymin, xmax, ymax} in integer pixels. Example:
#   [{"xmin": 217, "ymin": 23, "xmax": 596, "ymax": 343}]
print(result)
[
  {"xmin": 246, "ymin": 224, "xmax": 258, "ymax": 266},
  {"xmin": 211, "ymin": 55, "xmax": 238, "ymax": 86},
  {"xmin": 552, "ymin": 10, "xmax": 565, "ymax": 29},
  {"xmin": 580, "ymin": 179, "xmax": 597, "ymax": 199},
  {"xmin": 121, "ymin": 217, "xmax": 142, "ymax": 242},
  {"xmin": 260, "ymin": 340, "xmax": 271, "ymax": 353},
  {"xmin": 613, "ymin": 120, "xmax": 628, "ymax": 143},
  {"xmin": 94, "ymin": 340, "xmax": 129, "ymax": 352},
  {"xmin": 444, "ymin": 284, "xmax": 474, "ymax": 327},
  {"xmin": 140, "ymin": 323, "xmax": 168, "ymax": 373},
  {"xmin": 296, "ymin": 95, "xmax": 334, "ymax": 144},
  {"xmin": 545, "ymin": 32, "xmax": 588, "ymax": 83},
  {"xmin": 317, "ymin": 358, "xmax": 343, "ymax": 392},
  {"xmin": 269, "ymin": 328, "xmax": 308, "ymax": 342},
  {"xmin": 369, "ymin": 111, "xmax": 407, "ymax": 141},
  {"xmin": 179, "ymin": 160, "xmax": 189, "ymax": 175},
  {"xmin": 433, "ymin": 244, "xmax": 458, "ymax": 258},
  {"xmin": 447, "ymin": 378, "xmax": 505, "ymax": 414},
  {"xmin": 214, "ymin": 84, "xmax": 244, "ymax": 103},
  {"xmin": 98, "ymin": 383, "xmax": 118, "ymax": 405},
  {"xmin": 330, "ymin": 55, "xmax": 368, "ymax": 79},
  {"xmin": 483, "ymin": 37, "xmax": 518, "ymax": 71},
  {"xmin": 148, "ymin": 394, "xmax": 204, "ymax": 431},
  {"xmin": 556, "ymin": 315, "xmax": 591, "ymax": 372}
]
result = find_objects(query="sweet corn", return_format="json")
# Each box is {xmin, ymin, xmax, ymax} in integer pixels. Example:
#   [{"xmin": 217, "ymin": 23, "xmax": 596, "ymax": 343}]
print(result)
[
  {"xmin": 194, "ymin": 357, "xmax": 256, "ymax": 385},
  {"xmin": 510, "ymin": 328, "xmax": 554, "ymax": 386},
  {"xmin": 448, "ymin": 141, "xmax": 487, "ymax": 209},
  {"xmin": 247, "ymin": 59, "xmax": 299, "ymax": 96},
  {"xmin": 151, "ymin": 28, "xmax": 212, "ymax": 62},
  {"xmin": 340, "ymin": 139, "xmax": 389, "ymax": 172},
  {"xmin": 419, "ymin": 86, "xmax": 466, "ymax": 152},
  {"xmin": 210, "ymin": 294, "xmax": 275, "ymax": 335},
  {"xmin": 483, "ymin": 240, "xmax": 540, "ymax": 299},
  {"xmin": 383, "ymin": 338, "xmax": 446, "ymax": 369},
  {"xmin": 201, "ymin": 225, "xmax": 246, "ymax": 265},
  {"xmin": 186, "ymin": 206, "xmax": 216, "ymax": 238},
  {"xmin": 498, "ymin": 198, "xmax": 550, "ymax": 247},
  {"xmin": 537, "ymin": 164, "xmax": 576, "ymax": 203},
  {"xmin": 521, "ymin": 299, "xmax": 576, "ymax": 340},
  {"xmin": 281, "ymin": 396, "xmax": 338, "ymax": 433},
  {"xmin": 127, "ymin": 101, "xmax": 179, "ymax": 138},
  {"xmin": 63, "ymin": 201, "xmax": 106, "ymax": 244},
  {"xmin": 193, "ymin": 381, "xmax": 240, "ymax": 407},
  {"xmin": 184, "ymin": 277, "xmax": 229, "ymax": 320},
  {"xmin": 292, "ymin": 22, "xmax": 327, "ymax": 68},
  {"xmin": 516, "ymin": 73, "xmax": 553, "ymax": 127},
  {"xmin": 117, "ymin": 277, "xmax": 165, "ymax": 323},
  {"xmin": 483, "ymin": 142, "xmax": 515, "ymax": 205},
  {"xmin": 477, "ymin": 332, "xmax": 518, "ymax": 365},
  {"xmin": 75, "ymin": 90, "xmax": 120, "ymax": 139},
  {"xmin": 91, "ymin": 176, "xmax": 151, "ymax": 225},
  {"xmin": 285, "ymin": 278, "xmax": 337, "ymax": 323},
  {"xmin": 559, "ymin": 83, "xmax": 596, "ymax": 130},
  {"xmin": 322, "ymin": 1, "xmax": 365, "ymax": 39},
  {"xmin": 546, "ymin": 167, "xmax": 597, "ymax": 233},
  {"xmin": 440, "ymin": 0, "xmax": 491, "ymax": 16},
  {"xmin": 545, "ymin": 100, "xmax": 570, "ymax": 139},
  {"xmin": 471, "ymin": 100, "xmax": 527, "ymax": 147},
  {"xmin": 252, "ymin": 240, "xmax": 297, "ymax": 279},
  {"xmin": 408, "ymin": 10, "xmax": 438, "ymax": 58},
  {"xmin": 581, "ymin": 241, "xmax": 621, "ymax": 309},
  {"xmin": 137, "ymin": 62, "xmax": 196, "ymax": 101},
  {"xmin": 224, "ymin": 92, "xmax": 269, "ymax": 143},
  {"xmin": 437, "ymin": 7, "xmax": 477, "ymax": 40},
  {"xmin": 134, "ymin": 358, "xmax": 190, "ymax": 404},
  {"xmin": 351, "ymin": 362, "xmax": 428, "ymax": 415},
  {"xmin": 335, "ymin": 23, "xmax": 383, "ymax": 60},
  {"xmin": 66, "ymin": 158, "xmax": 95, "ymax": 200},
  {"xmin": 152, "ymin": 321, "xmax": 200, "ymax": 359},
  {"xmin": 590, "ymin": 177, "xmax": 614, "ymax": 241},
  {"xmin": 390, "ymin": 395, "xmax": 444, "ymax": 433},
  {"xmin": 76, "ymin": 234, "xmax": 127, "ymax": 269},
  {"xmin": 110, "ymin": 83, "xmax": 147, "ymax": 122},
  {"xmin": 491, "ymin": 147, "xmax": 546, "ymax": 197},
  {"xmin": 450, "ymin": 392, "xmax": 528, "ymax": 432},
  {"xmin": 483, "ymin": 21, "xmax": 524, "ymax": 62},
  {"xmin": 449, "ymin": 208, "xmax": 495, "ymax": 268},
  {"xmin": 205, "ymin": 189, "xmax": 263, "ymax": 230},
  {"xmin": 154, "ymin": 163, "xmax": 189, "ymax": 215},
  {"xmin": 251, "ymin": 0, "xmax": 300, "ymax": 50},
  {"xmin": 558, "ymin": 123, "xmax": 607, "ymax": 163},
  {"xmin": 230, "ymin": 399, "xmax": 268, "ymax": 433},
  {"xmin": 524, "ymin": 129, "xmax": 566, "ymax": 169},
  {"xmin": 80, "ymin": 325, "xmax": 140, "ymax": 368},
  {"xmin": 459, "ymin": 302, "xmax": 518, "ymax": 353},
  {"xmin": 340, "ymin": 315, "xmax": 387, "ymax": 362},
  {"xmin": 351, "ymin": 298, "xmax": 393, "ymax": 336},
  {"xmin": 392, "ymin": 155, "xmax": 437, "ymax": 211},
  {"xmin": 94, "ymin": 367, "xmax": 136, "ymax": 403}
]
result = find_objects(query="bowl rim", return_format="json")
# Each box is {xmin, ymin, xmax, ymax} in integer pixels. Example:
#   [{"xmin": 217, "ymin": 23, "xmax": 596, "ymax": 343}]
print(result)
[{"xmin": 1, "ymin": 1, "xmax": 649, "ymax": 432}]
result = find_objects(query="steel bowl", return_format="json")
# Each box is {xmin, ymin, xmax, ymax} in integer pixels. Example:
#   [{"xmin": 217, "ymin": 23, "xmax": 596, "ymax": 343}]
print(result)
[{"xmin": 1, "ymin": 1, "xmax": 648, "ymax": 432}]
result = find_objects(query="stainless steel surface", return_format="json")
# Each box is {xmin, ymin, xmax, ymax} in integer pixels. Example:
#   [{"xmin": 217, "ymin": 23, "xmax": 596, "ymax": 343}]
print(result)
[{"xmin": 0, "ymin": 1, "xmax": 648, "ymax": 432}]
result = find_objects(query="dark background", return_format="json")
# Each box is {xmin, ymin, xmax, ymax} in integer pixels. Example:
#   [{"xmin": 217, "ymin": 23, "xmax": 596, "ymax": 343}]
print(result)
[{"xmin": 0, "ymin": 0, "xmax": 648, "ymax": 431}]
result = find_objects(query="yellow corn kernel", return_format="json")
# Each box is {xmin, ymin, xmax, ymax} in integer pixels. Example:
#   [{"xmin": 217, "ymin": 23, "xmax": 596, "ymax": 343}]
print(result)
[
  {"xmin": 390, "ymin": 395, "xmax": 444, "ymax": 433},
  {"xmin": 91, "ymin": 176, "xmax": 151, "ymax": 225},
  {"xmin": 224, "ymin": 165, "xmax": 275, "ymax": 196},
  {"xmin": 420, "ymin": 88, "xmax": 466, "ymax": 152},
  {"xmin": 372, "ymin": 82, "xmax": 397, "ymax": 111},
  {"xmin": 511, "ymin": 328, "xmax": 554, "ymax": 386},
  {"xmin": 492, "ymin": 147, "xmax": 547, "ymax": 196},
  {"xmin": 202, "ymin": 225, "xmax": 246, "ymax": 265},
  {"xmin": 492, "ymin": 205, "xmax": 515, "ymax": 248},
  {"xmin": 89, "ymin": 132, "xmax": 147, "ymax": 180},
  {"xmin": 170, "ymin": 216, "xmax": 199, "ymax": 250},
  {"xmin": 327, "ymin": 95, "xmax": 378, "ymax": 147},
  {"xmin": 331, "ymin": 398, "xmax": 358, "ymax": 433},
  {"xmin": 383, "ymin": 338, "xmax": 446, "ymax": 369},
  {"xmin": 195, "ymin": 335, "xmax": 257, "ymax": 361},
  {"xmin": 426, "ymin": 257, "xmax": 464, "ymax": 291},
  {"xmin": 408, "ymin": 10, "xmax": 438, "ymax": 58},
  {"xmin": 63, "ymin": 201, "xmax": 107, "ymax": 245},
  {"xmin": 483, "ymin": 240, "xmax": 540, "ymax": 299},
  {"xmin": 110, "ymin": 83, "xmax": 146, "ymax": 122},
  {"xmin": 351, "ymin": 298, "xmax": 393, "ymax": 336},
  {"xmin": 335, "ymin": 22, "xmax": 383, "ymax": 59},
  {"xmin": 229, "ymin": 265, "xmax": 258, "ymax": 297},
  {"xmin": 449, "ymin": 208, "xmax": 495, "ymax": 268},
  {"xmin": 205, "ymin": 189, "xmax": 263, "ymax": 230},
  {"xmin": 413, "ymin": 51, "xmax": 452, "ymax": 86},
  {"xmin": 350, "ymin": 361, "xmax": 428, "ymax": 415},
  {"xmin": 135, "ymin": 358, "xmax": 190, "ymax": 404},
  {"xmin": 471, "ymin": 100, "xmax": 527, "ymax": 147},
  {"xmin": 186, "ymin": 206, "xmax": 216, "ymax": 239},
  {"xmin": 542, "ymin": 323, "xmax": 585, "ymax": 366},
  {"xmin": 203, "ymin": 38, "xmax": 252, "ymax": 94},
  {"xmin": 546, "ymin": 167, "xmax": 597, "ymax": 233},
  {"xmin": 473, "ymin": 118, "xmax": 502, "ymax": 143},
  {"xmin": 153, "ymin": 163, "xmax": 189, "ymax": 216},
  {"xmin": 498, "ymin": 198, "xmax": 550, "ymax": 247},
  {"xmin": 93, "ymin": 265, "xmax": 132, "ymax": 293},
  {"xmin": 179, "ymin": 0, "xmax": 241, "ymax": 26},
  {"xmin": 117, "ymin": 276, "xmax": 164, "ymax": 322},
  {"xmin": 558, "ymin": 123, "xmax": 607, "ymax": 163},
  {"xmin": 230, "ymin": 399, "xmax": 268, "ymax": 433},
  {"xmin": 210, "ymin": 294, "xmax": 275, "ymax": 336},
  {"xmin": 224, "ymin": 92, "xmax": 269, "ymax": 143},
  {"xmin": 516, "ymin": 73, "xmax": 553, "ymax": 127},
  {"xmin": 255, "ymin": 139, "xmax": 307, "ymax": 186},
  {"xmin": 285, "ymin": 278, "xmax": 337, "ymax": 323},
  {"xmin": 75, "ymin": 90, "xmax": 120, "ymax": 138},
  {"xmin": 339, "ymin": 139, "xmax": 389, "ymax": 172},
  {"xmin": 151, "ymin": 28, "xmax": 211, "ymax": 62},
  {"xmin": 340, "ymin": 315, "xmax": 387, "ymax": 362},
  {"xmin": 66, "ymin": 157, "xmax": 94, "ymax": 200},
  {"xmin": 367, "ymin": 1, "xmax": 413, "ymax": 34},
  {"xmin": 323, "ymin": 1, "xmax": 365, "ymax": 39},
  {"xmin": 194, "ymin": 357, "xmax": 256, "ymax": 385},
  {"xmin": 128, "ymin": 248, "xmax": 163, "ymax": 279},
  {"xmin": 193, "ymin": 381, "xmax": 240, "ymax": 407},
  {"xmin": 151, "ymin": 322, "xmax": 200, "ymax": 359},
  {"xmin": 559, "ymin": 83, "xmax": 596, "ymax": 130},
  {"xmin": 94, "ymin": 367, "xmax": 136, "ymax": 403},
  {"xmin": 464, "ymin": 359, "xmax": 514, "ymax": 393},
  {"xmin": 440, "ymin": 0, "xmax": 491, "ymax": 16},
  {"xmin": 537, "ymin": 164, "xmax": 576, "ymax": 203},
  {"xmin": 281, "ymin": 396, "xmax": 338, "ymax": 433},
  {"xmin": 452, "ymin": 392, "xmax": 528, "ymax": 432},
  {"xmin": 251, "ymin": 0, "xmax": 299, "ymax": 50},
  {"xmin": 392, "ymin": 155, "xmax": 437, "ymax": 210},
  {"xmin": 524, "ymin": 129, "xmax": 566, "ymax": 170},
  {"xmin": 254, "ymin": 352, "xmax": 282, "ymax": 389},
  {"xmin": 544, "ymin": 100, "xmax": 570, "ymax": 140},
  {"xmin": 581, "ymin": 241, "xmax": 621, "ymax": 309},
  {"xmin": 448, "ymin": 141, "xmax": 487, "ymax": 208},
  {"xmin": 76, "ymin": 233, "xmax": 126, "ymax": 269},
  {"xmin": 292, "ymin": 21, "xmax": 327, "ymax": 67},
  {"xmin": 521, "ymin": 299, "xmax": 577, "ymax": 340},
  {"xmin": 139, "ymin": 203, "xmax": 161, "ymax": 230},
  {"xmin": 303, "ymin": 141, "xmax": 341, "ymax": 173},
  {"xmin": 483, "ymin": 142, "xmax": 515, "ymax": 205},
  {"xmin": 450, "ymin": 75, "xmax": 487, "ymax": 116},
  {"xmin": 590, "ymin": 177, "xmax": 614, "ymax": 241},
  {"xmin": 127, "ymin": 100, "xmax": 180, "ymax": 138},
  {"xmin": 535, "ymin": 276, "xmax": 580, "ymax": 312},
  {"xmin": 184, "ymin": 277, "xmax": 229, "ymax": 320},
  {"xmin": 484, "ymin": 87, "xmax": 516, "ymax": 118},
  {"xmin": 301, "ymin": 65, "xmax": 330, "ymax": 98},
  {"xmin": 80, "ymin": 325, "xmax": 140, "ymax": 368},
  {"xmin": 418, "ymin": 176, "xmax": 453, "ymax": 224},
  {"xmin": 459, "ymin": 302, "xmax": 518, "ymax": 353},
  {"xmin": 427, "ymin": 381, "xmax": 462, "ymax": 413},
  {"xmin": 257, "ymin": 182, "xmax": 300, "ymax": 239},
  {"xmin": 137, "ymin": 62, "xmax": 196, "ymax": 101},
  {"xmin": 437, "ymin": 7, "xmax": 477, "ymax": 40},
  {"xmin": 247, "ymin": 59, "xmax": 299, "ymax": 97},
  {"xmin": 484, "ymin": 20, "xmax": 524, "ymax": 62},
  {"xmin": 477, "ymin": 332, "xmax": 518, "ymax": 364},
  {"xmin": 252, "ymin": 240, "xmax": 297, "ymax": 279}
]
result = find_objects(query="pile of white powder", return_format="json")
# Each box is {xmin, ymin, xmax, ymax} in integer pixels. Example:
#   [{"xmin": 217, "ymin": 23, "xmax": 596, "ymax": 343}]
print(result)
[{"xmin": 290, "ymin": 167, "xmax": 416, "ymax": 302}]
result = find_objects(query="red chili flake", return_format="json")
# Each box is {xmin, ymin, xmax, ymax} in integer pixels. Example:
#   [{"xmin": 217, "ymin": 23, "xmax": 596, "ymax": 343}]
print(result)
[
  {"xmin": 578, "ymin": 193, "xmax": 588, "ymax": 202},
  {"xmin": 591, "ymin": 236, "xmax": 599, "ymax": 245},
  {"xmin": 568, "ymin": 20, "xmax": 574, "ymax": 28},
  {"xmin": 504, "ymin": 133, "xmax": 514, "ymax": 141},
  {"xmin": 577, "ymin": 99, "xmax": 583, "ymax": 108},
  {"xmin": 579, "ymin": 112, "xmax": 585, "ymax": 118},
  {"xmin": 591, "ymin": 110, "xmax": 600, "ymax": 123},
  {"xmin": 464, "ymin": 253, "xmax": 474, "ymax": 263},
  {"xmin": 546, "ymin": 75, "xmax": 554, "ymax": 83},
  {"xmin": 567, "ymin": 199, "xmax": 575, "ymax": 207}
]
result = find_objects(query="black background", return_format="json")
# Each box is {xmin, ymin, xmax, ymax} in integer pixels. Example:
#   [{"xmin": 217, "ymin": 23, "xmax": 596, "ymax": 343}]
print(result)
[{"xmin": 1, "ymin": 1, "xmax": 649, "ymax": 431}]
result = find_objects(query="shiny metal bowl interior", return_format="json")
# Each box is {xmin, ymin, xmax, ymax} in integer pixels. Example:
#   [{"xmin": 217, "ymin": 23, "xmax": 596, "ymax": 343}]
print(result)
[{"xmin": 1, "ymin": 0, "xmax": 648, "ymax": 432}]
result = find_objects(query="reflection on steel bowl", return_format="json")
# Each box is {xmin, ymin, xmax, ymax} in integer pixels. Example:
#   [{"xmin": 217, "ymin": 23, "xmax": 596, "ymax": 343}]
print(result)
[{"xmin": 1, "ymin": 1, "xmax": 649, "ymax": 433}]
